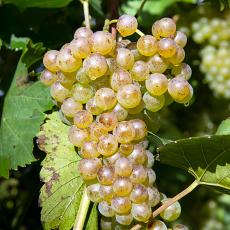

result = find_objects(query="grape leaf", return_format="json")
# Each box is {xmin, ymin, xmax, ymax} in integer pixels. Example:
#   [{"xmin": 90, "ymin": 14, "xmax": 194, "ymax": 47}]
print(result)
[
  {"xmin": 216, "ymin": 119, "xmax": 230, "ymax": 135},
  {"xmin": 85, "ymin": 204, "xmax": 98, "ymax": 230},
  {"xmin": 158, "ymin": 135, "xmax": 230, "ymax": 194},
  {"xmin": 38, "ymin": 112, "xmax": 96, "ymax": 230},
  {"xmin": 0, "ymin": 37, "xmax": 53, "ymax": 178},
  {"xmin": 89, "ymin": 0, "xmax": 103, "ymax": 16}
]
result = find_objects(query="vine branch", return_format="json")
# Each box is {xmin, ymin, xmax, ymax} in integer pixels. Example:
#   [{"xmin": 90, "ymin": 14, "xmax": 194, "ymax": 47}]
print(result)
[{"xmin": 80, "ymin": 0, "xmax": 90, "ymax": 29}]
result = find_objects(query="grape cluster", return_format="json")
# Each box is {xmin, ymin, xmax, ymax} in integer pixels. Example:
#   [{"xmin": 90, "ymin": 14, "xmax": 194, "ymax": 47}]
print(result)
[
  {"xmin": 41, "ymin": 14, "xmax": 192, "ymax": 229},
  {"xmin": 191, "ymin": 17, "xmax": 230, "ymax": 98}
]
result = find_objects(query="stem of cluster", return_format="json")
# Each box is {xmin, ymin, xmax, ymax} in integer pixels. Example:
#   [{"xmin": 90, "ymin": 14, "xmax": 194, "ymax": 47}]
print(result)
[
  {"xmin": 135, "ymin": 29, "xmax": 145, "ymax": 36},
  {"xmin": 81, "ymin": 0, "xmax": 90, "ymax": 29},
  {"xmin": 73, "ymin": 187, "xmax": 91, "ymax": 230}
]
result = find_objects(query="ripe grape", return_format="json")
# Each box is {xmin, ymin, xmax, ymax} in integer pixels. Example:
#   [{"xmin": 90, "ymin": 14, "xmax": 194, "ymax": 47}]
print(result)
[
  {"xmin": 114, "ymin": 157, "xmax": 133, "ymax": 177},
  {"xmin": 116, "ymin": 213, "xmax": 133, "ymax": 226},
  {"xmin": 171, "ymin": 63, "xmax": 192, "ymax": 80},
  {"xmin": 97, "ymin": 134, "xmax": 118, "ymax": 156},
  {"xmin": 160, "ymin": 199, "xmax": 181, "ymax": 221},
  {"xmin": 137, "ymin": 35, "xmax": 157, "ymax": 56},
  {"xmin": 87, "ymin": 183, "xmax": 102, "ymax": 203},
  {"xmin": 61, "ymin": 98, "xmax": 83, "ymax": 117},
  {"xmin": 40, "ymin": 69, "xmax": 57, "ymax": 86},
  {"xmin": 88, "ymin": 121, "xmax": 108, "ymax": 141},
  {"xmin": 68, "ymin": 125, "xmax": 89, "ymax": 147},
  {"xmin": 75, "ymin": 67, "xmax": 91, "ymax": 85},
  {"xmin": 116, "ymin": 48, "xmax": 135, "ymax": 70},
  {"xmin": 169, "ymin": 45, "xmax": 185, "ymax": 65},
  {"xmin": 57, "ymin": 71, "xmax": 76, "ymax": 88},
  {"xmin": 97, "ymin": 166, "xmax": 115, "ymax": 185},
  {"xmin": 106, "ymin": 58, "xmax": 117, "ymax": 75},
  {"xmin": 143, "ymin": 92, "xmax": 165, "ymax": 112},
  {"xmin": 157, "ymin": 38, "xmax": 177, "ymax": 58},
  {"xmin": 148, "ymin": 54, "xmax": 169, "ymax": 73},
  {"xmin": 100, "ymin": 217, "xmax": 113, "ymax": 230},
  {"xmin": 173, "ymin": 224, "xmax": 189, "ymax": 230},
  {"xmin": 147, "ymin": 187, "xmax": 160, "ymax": 207},
  {"xmin": 86, "ymin": 97, "xmax": 103, "ymax": 115},
  {"xmin": 128, "ymin": 144, "xmax": 147, "ymax": 165},
  {"xmin": 100, "ymin": 185, "xmax": 114, "ymax": 202},
  {"xmin": 80, "ymin": 140, "xmax": 100, "ymax": 158},
  {"xmin": 131, "ymin": 203, "xmax": 151, "ymax": 223},
  {"xmin": 127, "ymin": 100, "xmax": 145, "ymax": 114},
  {"xmin": 113, "ymin": 177, "xmax": 133, "ymax": 196},
  {"xmin": 95, "ymin": 88, "xmax": 117, "ymax": 110},
  {"xmin": 72, "ymin": 83, "xmax": 94, "ymax": 104},
  {"xmin": 74, "ymin": 27, "xmax": 93, "ymax": 39},
  {"xmin": 103, "ymin": 152, "xmax": 121, "ymax": 166},
  {"xmin": 70, "ymin": 37, "xmax": 91, "ymax": 59},
  {"xmin": 130, "ymin": 164, "xmax": 147, "ymax": 184},
  {"xmin": 98, "ymin": 201, "xmax": 115, "ymax": 217},
  {"xmin": 174, "ymin": 31, "xmax": 187, "ymax": 48},
  {"xmin": 111, "ymin": 197, "xmax": 132, "ymax": 214},
  {"xmin": 50, "ymin": 82, "xmax": 70, "ymax": 102},
  {"xmin": 130, "ymin": 119, "xmax": 148, "ymax": 140},
  {"xmin": 97, "ymin": 112, "xmax": 118, "ymax": 132},
  {"xmin": 112, "ymin": 103, "xmax": 129, "ymax": 121},
  {"xmin": 130, "ymin": 184, "xmax": 148, "ymax": 203},
  {"xmin": 130, "ymin": 60, "xmax": 149, "ymax": 81},
  {"xmin": 147, "ymin": 169, "xmax": 156, "ymax": 186},
  {"xmin": 73, "ymin": 110, "xmax": 93, "ymax": 128},
  {"xmin": 119, "ymin": 143, "xmax": 134, "ymax": 156},
  {"xmin": 43, "ymin": 50, "xmax": 59, "ymax": 72},
  {"xmin": 149, "ymin": 220, "xmax": 167, "ymax": 230},
  {"xmin": 146, "ymin": 150, "xmax": 155, "ymax": 168}
]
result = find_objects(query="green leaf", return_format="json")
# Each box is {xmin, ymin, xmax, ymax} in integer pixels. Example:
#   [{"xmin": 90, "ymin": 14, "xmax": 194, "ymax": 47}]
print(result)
[
  {"xmin": 0, "ymin": 39, "xmax": 2, "ymax": 50},
  {"xmin": 10, "ymin": 34, "xmax": 30, "ymax": 51},
  {"xmin": 216, "ymin": 119, "xmax": 230, "ymax": 135},
  {"xmin": 85, "ymin": 204, "xmax": 98, "ymax": 230},
  {"xmin": 0, "ymin": 37, "xmax": 52, "ymax": 178},
  {"xmin": 159, "ymin": 135, "xmax": 230, "ymax": 194},
  {"xmin": 38, "ymin": 112, "xmax": 95, "ymax": 230},
  {"xmin": 89, "ymin": 0, "xmax": 103, "ymax": 16},
  {"xmin": 3, "ymin": 0, "xmax": 74, "ymax": 8}
]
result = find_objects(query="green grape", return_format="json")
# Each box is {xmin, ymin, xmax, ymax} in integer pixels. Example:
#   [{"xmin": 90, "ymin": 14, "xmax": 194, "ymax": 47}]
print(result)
[
  {"xmin": 98, "ymin": 201, "xmax": 115, "ymax": 217},
  {"xmin": 43, "ymin": 50, "xmax": 59, "ymax": 72},
  {"xmin": 130, "ymin": 119, "xmax": 148, "ymax": 140},
  {"xmin": 116, "ymin": 48, "xmax": 135, "ymax": 70},
  {"xmin": 68, "ymin": 126, "xmax": 89, "ymax": 147},
  {"xmin": 95, "ymin": 88, "xmax": 117, "ymax": 110},
  {"xmin": 75, "ymin": 67, "xmax": 91, "ymax": 85},
  {"xmin": 97, "ymin": 134, "xmax": 118, "ymax": 156},
  {"xmin": 174, "ymin": 31, "xmax": 187, "ymax": 48},
  {"xmin": 100, "ymin": 185, "xmax": 114, "ymax": 202},
  {"xmin": 157, "ymin": 38, "xmax": 177, "ymax": 58},
  {"xmin": 152, "ymin": 17, "xmax": 176, "ymax": 39},
  {"xmin": 112, "ymin": 103, "xmax": 129, "ymax": 121},
  {"xmin": 117, "ymin": 84, "xmax": 142, "ymax": 109},
  {"xmin": 130, "ymin": 60, "xmax": 149, "ymax": 81},
  {"xmin": 100, "ymin": 217, "xmax": 113, "ymax": 230},
  {"xmin": 114, "ymin": 157, "xmax": 133, "ymax": 177},
  {"xmin": 57, "ymin": 71, "xmax": 76, "ymax": 88},
  {"xmin": 50, "ymin": 82, "xmax": 71, "ymax": 102},
  {"xmin": 146, "ymin": 150, "xmax": 155, "ymax": 168},
  {"xmin": 103, "ymin": 152, "xmax": 121, "ymax": 166},
  {"xmin": 80, "ymin": 140, "xmax": 100, "ymax": 158},
  {"xmin": 160, "ymin": 192, "xmax": 167, "ymax": 201},
  {"xmin": 128, "ymin": 144, "xmax": 147, "ymax": 165},
  {"xmin": 130, "ymin": 184, "xmax": 148, "ymax": 204},
  {"xmin": 97, "ymin": 112, "xmax": 118, "ymax": 132},
  {"xmin": 40, "ymin": 69, "xmax": 57, "ymax": 86},
  {"xmin": 74, "ymin": 27, "xmax": 93, "ymax": 39},
  {"xmin": 137, "ymin": 35, "xmax": 157, "ymax": 56},
  {"xmin": 70, "ymin": 37, "xmax": 91, "ymax": 59},
  {"xmin": 113, "ymin": 121, "xmax": 135, "ymax": 144},
  {"xmin": 127, "ymin": 42, "xmax": 144, "ymax": 61},
  {"xmin": 73, "ymin": 110, "xmax": 93, "ymax": 128},
  {"xmin": 116, "ymin": 213, "xmax": 133, "ymax": 226},
  {"xmin": 97, "ymin": 166, "xmax": 115, "ymax": 185},
  {"xmin": 130, "ymin": 164, "xmax": 147, "ymax": 184},
  {"xmin": 131, "ymin": 203, "xmax": 151, "ymax": 223},
  {"xmin": 86, "ymin": 183, "xmax": 102, "ymax": 203},
  {"xmin": 83, "ymin": 53, "xmax": 108, "ymax": 80},
  {"xmin": 171, "ymin": 63, "xmax": 192, "ymax": 80},
  {"xmin": 91, "ymin": 75, "xmax": 111, "ymax": 90},
  {"xmin": 88, "ymin": 121, "xmax": 108, "ymax": 141},
  {"xmin": 105, "ymin": 57, "xmax": 117, "ymax": 75},
  {"xmin": 116, "ymin": 14, "xmax": 138, "ymax": 37},
  {"xmin": 143, "ymin": 92, "xmax": 165, "ymax": 112},
  {"xmin": 119, "ymin": 143, "xmax": 134, "ymax": 156},
  {"xmin": 145, "ymin": 73, "xmax": 168, "ymax": 96},
  {"xmin": 148, "ymin": 54, "xmax": 169, "ymax": 73},
  {"xmin": 110, "ymin": 68, "xmax": 132, "ymax": 92},
  {"xmin": 168, "ymin": 45, "xmax": 185, "ymax": 65},
  {"xmin": 72, "ymin": 83, "xmax": 94, "ymax": 104},
  {"xmin": 113, "ymin": 177, "xmax": 133, "ymax": 196},
  {"xmin": 91, "ymin": 31, "xmax": 115, "ymax": 55},
  {"xmin": 86, "ymin": 97, "xmax": 103, "ymax": 115},
  {"xmin": 172, "ymin": 224, "xmax": 189, "ymax": 230},
  {"xmin": 168, "ymin": 77, "xmax": 193, "ymax": 103},
  {"xmin": 78, "ymin": 158, "xmax": 102, "ymax": 180},
  {"xmin": 147, "ymin": 187, "xmax": 160, "ymax": 207},
  {"xmin": 149, "ymin": 220, "xmax": 167, "ymax": 230},
  {"xmin": 111, "ymin": 197, "xmax": 132, "ymax": 214},
  {"xmin": 147, "ymin": 169, "xmax": 156, "ymax": 186},
  {"xmin": 61, "ymin": 98, "xmax": 83, "ymax": 118},
  {"xmin": 127, "ymin": 100, "xmax": 145, "ymax": 115},
  {"xmin": 160, "ymin": 198, "xmax": 181, "ymax": 222}
]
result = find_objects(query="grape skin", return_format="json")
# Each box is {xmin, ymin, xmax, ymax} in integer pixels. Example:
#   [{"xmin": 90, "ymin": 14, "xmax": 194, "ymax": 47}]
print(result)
[
  {"xmin": 70, "ymin": 37, "xmax": 91, "ymax": 59},
  {"xmin": 88, "ymin": 121, "xmax": 108, "ymax": 141},
  {"xmin": 68, "ymin": 126, "xmax": 89, "ymax": 147},
  {"xmin": 50, "ymin": 82, "xmax": 70, "ymax": 103},
  {"xmin": 116, "ymin": 48, "xmax": 135, "ymax": 70},
  {"xmin": 147, "ymin": 187, "xmax": 161, "ymax": 207},
  {"xmin": 130, "ymin": 184, "xmax": 149, "ymax": 204},
  {"xmin": 116, "ymin": 213, "xmax": 133, "ymax": 226},
  {"xmin": 137, "ymin": 35, "xmax": 157, "ymax": 56},
  {"xmin": 40, "ymin": 69, "xmax": 57, "ymax": 86},
  {"xmin": 97, "ymin": 112, "xmax": 118, "ymax": 132},
  {"xmin": 157, "ymin": 38, "xmax": 177, "ymax": 58},
  {"xmin": 112, "ymin": 103, "xmax": 129, "ymax": 121},
  {"xmin": 114, "ymin": 157, "xmax": 133, "ymax": 177},
  {"xmin": 95, "ymin": 88, "xmax": 117, "ymax": 110},
  {"xmin": 97, "ymin": 134, "xmax": 118, "ymax": 157},
  {"xmin": 97, "ymin": 166, "xmax": 115, "ymax": 185},
  {"xmin": 149, "ymin": 220, "xmax": 167, "ymax": 230},
  {"xmin": 143, "ymin": 92, "xmax": 165, "ymax": 112},
  {"xmin": 130, "ymin": 60, "xmax": 149, "ymax": 81},
  {"xmin": 128, "ymin": 144, "xmax": 147, "ymax": 165},
  {"xmin": 73, "ymin": 110, "xmax": 93, "ymax": 129},
  {"xmin": 148, "ymin": 54, "xmax": 169, "ymax": 73},
  {"xmin": 72, "ymin": 83, "xmax": 94, "ymax": 104},
  {"xmin": 87, "ymin": 183, "xmax": 102, "ymax": 203},
  {"xmin": 111, "ymin": 197, "xmax": 132, "ymax": 214},
  {"xmin": 172, "ymin": 224, "xmax": 189, "ymax": 230},
  {"xmin": 80, "ymin": 141, "xmax": 100, "ymax": 158},
  {"xmin": 61, "ymin": 98, "xmax": 83, "ymax": 117},
  {"xmin": 174, "ymin": 31, "xmax": 187, "ymax": 48},
  {"xmin": 130, "ymin": 164, "xmax": 147, "ymax": 184},
  {"xmin": 43, "ymin": 50, "xmax": 59, "ymax": 72},
  {"xmin": 113, "ymin": 177, "xmax": 133, "ymax": 196},
  {"xmin": 117, "ymin": 14, "xmax": 138, "ymax": 37},
  {"xmin": 131, "ymin": 203, "xmax": 151, "ymax": 223},
  {"xmin": 74, "ymin": 27, "xmax": 93, "ymax": 39},
  {"xmin": 100, "ymin": 185, "xmax": 114, "ymax": 202},
  {"xmin": 98, "ymin": 201, "xmax": 115, "ymax": 217}
]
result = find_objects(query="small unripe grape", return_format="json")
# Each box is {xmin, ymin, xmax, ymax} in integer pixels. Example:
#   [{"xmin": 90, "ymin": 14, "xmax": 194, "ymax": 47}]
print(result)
[
  {"xmin": 100, "ymin": 185, "xmax": 114, "ymax": 202},
  {"xmin": 100, "ymin": 217, "xmax": 113, "ymax": 230},
  {"xmin": 148, "ymin": 54, "xmax": 169, "ymax": 73},
  {"xmin": 130, "ymin": 60, "xmax": 149, "ymax": 81},
  {"xmin": 146, "ymin": 150, "xmax": 155, "ymax": 168},
  {"xmin": 43, "ymin": 50, "xmax": 59, "ymax": 72},
  {"xmin": 57, "ymin": 71, "xmax": 76, "ymax": 88},
  {"xmin": 87, "ymin": 183, "xmax": 102, "ymax": 203},
  {"xmin": 61, "ymin": 98, "xmax": 83, "ymax": 117},
  {"xmin": 113, "ymin": 121, "xmax": 135, "ymax": 144},
  {"xmin": 103, "ymin": 152, "xmax": 121, "ymax": 166},
  {"xmin": 131, "ymin": 203, "xmax": 151, "ymax": 222},
  {"xmin": 78, "ymin": 158, "xmax": 102, "ymax": 180},
  {"xmin": 111, "ymin": 197, "xmax": 132, "ymax": 214},
  {"xmin": 130, "ymin": 184, "xmax": 148, "ymax": 204},
  {"xmin": 97, "ymin": 166, "xmax": 115, "ymax": 185},
  {"xmin": 113, "ymin": 177, "xmax": 133, "ymax": 196},
  {"xmin": 80, "ymin": 141, "xmax": 100, "ymax": 158},
  {"xmin": 160, "ymin": 199, "xmax": 181, "ymax": 222},
  {"xmin": 152, "ymin": 18, "xmax": 176, "ymax": 39},
  {"xmin": 172, "ymin": 224, "xmax": 189, "ymax": 230},
  {"xmin": 147, "ymin": 169, "xmax": 156, "ymax": 186},
  {"xmin": 72, "ymin": 83, "xmax": 94, "ymax": 104},
  {"xmin": 169, "ymin": 45, "xmax": 185, "ymax": 65},
  {"xmin": 143, "ymin": 92, "xmax": 165, "ymax": 112},
  {"xmin": 174, "ymin": 31, "xmax": 187, "ymax": 48},
  {"xmin": 97, "ymin": 134, "xmax": 118, "ymax": 156},
  {"xmin": 68, "ymin": 126, "xmax": 89, "ymax": 147},
  {"xmin": 50, "ymin": 82, "xmax": 70, "ymax": 102},
  {"xmin": 114, "ymin": 157, "xmax": 133, "ymax": 177},
  {"xmin": 137, "ymin": 35, "xmax": 157, "ymax": 56},
  {"xmin": 149, "ymin": 220, "xmax": 167, "ymax": 230},
  {"xmin": 128, "ymin": 144, "xmax": 147, "ymax": 165},
  {"xmin": 86, "ymin": 97, "xmax": 103, "ymax": 115},
  {"xmin": 73, "ymin": 110, "xmax": 93, "ymax": 128},
  {"xmin": 57, "ymin": 47, "xmax": 82, "ymax": 72},
  {"xmin": 145, "ymin": 73, "xmax": 168, "ymax": 96},
  {"xmin": 130, "ymin": 164, "xmax": 147, "ymax": 184},
  {"xmin": 168, "ymin": 77, "xmax": 193, "ymax": 103},
  {"xmin": 117, "ymin": 84, "xmax": 142, "ymax": 109},
  {"xmin": 116, "ymin": 213, "xmax": 133, "ymax": 226},
  {"xmin": 157, "ymin": 38, "xmax": 177, "ymax": 58},
  {"xmin": 74, "ymin": 27, "xmax": 93, "ymax": 39},
  {"xmin": 147, "ymin": 187, "xmax": 160, "ymax": 207},
  {"xmin": 171, "ymin": 63, "xmax": 192, "ymax": 80},
  {"xmin": 98, "ymin": 201, "xmax": 115, "ymax": 217},
  {"xmin": 40, "ymin": 69, "xmax": 57, "ymax": 86},
  {"xmin": 83, "ymin": 53, "xmax": 108, "ymax": 80},
  {"xmin": 91, "ymin": 31, "xmax": 115, "ymax": 55},
  {"xmin": 88, "ymin": 121, "xmax": 108, "ymax": 141},
  {"xmin": 70, "ymin": 38, "xmax": 91, "ymax": 59},
  {"xmin": 112, "ymin": 104, "xmax": 128, "ymax": 121},
  {"xmin": 75, "ymin": 67, "xmax": 91, "ymax": 85},
  {"xmin": 110, "ymin": 69, "xmax": 132, "ymax": 91},
  {"xmin": 116, "ymin": 48, "xmax": 134, "ymax": 70},
  {"xmin": 130, "ymin": 119, "xmax": 147, "ymax": 140},
  {"xmin": 97, "ymin": 112, "xmax": 118, "ymax": 132},
  {"xmin": 119, "ymin": 143, "xmax": 134, "ymax": 156},
  {"xmin": 95, "ymin": 88, "xmax": 117, "ymax": 110},
  {"xmin": 116, "ymin": 14, "xmax": 138, "ymax": 37}
]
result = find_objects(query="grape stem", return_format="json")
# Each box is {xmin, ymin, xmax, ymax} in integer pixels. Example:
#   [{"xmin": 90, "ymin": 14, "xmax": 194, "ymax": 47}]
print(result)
[
  {"xmin": 80, "ymin": 0, "xmax": 90, "ymax": 29},
  {"xmin": 130, "ymin": 180, "xmax": 199, "ymax": 230},
  {"xmin": 135, "ymin": 0, "xmax": 148, "ymax": 18},
  {"xmin": 135, "ymin": 29, "xmax": 145, "ymax": 36},
  {"xmin": 73, "ymin": 186, "xmax": 91, "ymax": 230}
]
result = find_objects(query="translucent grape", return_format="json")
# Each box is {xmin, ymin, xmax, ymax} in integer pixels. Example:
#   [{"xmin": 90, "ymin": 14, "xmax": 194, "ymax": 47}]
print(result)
[
  {"xmin": 116, "ymin": 213, "xmax": 133, "ymax": 226},
  {"xmin": 137, "ymin": 35, "xmax": 157, "ymax": 56},
  {"xmin": 43, "ymin": 50, "xmax": 59, "ymax": 72},
  {"xmin": 119, "ymin": 143, "xmax": 134, "ymax": 156},
  {"xmin": 86, "ymin": 97, "xmax": 103, "ymax": 115},
  {"xmin": 114, "ymin": 157, "xmax": 133, "ymax": 177},
  {"xmin": 57, "ymin": 71, "xmax": 76, "ymax": 88},
  {"xmin": 110, "ymin": 69, "xmax": 132, "ymax": 91},
  {"xmin": 40, "ymin": 69, "xmax": 57, "ymax": 86},
  {"xmin": 112, "ymin": 103, "xmax": 129, "ymax": 121},
  {"xmin": 130, "ymin": 184, "xmax": 148, "ymax": 203},
  {"xmin": 174, "ymin": 31, "xmax": 187, "ymax": 48},
  {"xmin": 50, "ymin": 82, "xmax": 70, "ymax": 102},
  {"xmin": 130, "ymin": 60, "xmax": 149, "ymax": 81},
  {"xmin": 73, "ymin": 110, "xmax": 93, "ymax": 128},
  {"xmin": 131, "ymin": 203, "xmax": 151, "ymax": 222},
  {"xmin": 80, "ymin": 140, "xmax": 100, "ymax": 158},
  {"xmin": 75, "ymin": 67, "xmax": 91, "ymax": 85},
  {"xmin": 160, "ymin": 199, "xmax": 181, "ymax": 221},
  {"xmin": 128, "ymin": 144, "xmax": 147, "ymax": 165},
  {"xmin": 147, "ymin": 187, "xmax": 160, "ymax": 207},
  {"xmin": 100, "ymin": 185, "xmax": 114, "ymax": 202},
  {"xmin": 89, "ymin": 121, "xmax": 108, "ymax": 141},
  {"xmin": 100, "ymin": 217, "xmax": 113, "ymax": 230},
  {"xmin": 74, "ymin": 27, "xmax": 93, "ymax": 39},
  {"xmin": 68, "ymin": 126, "xmax": 89, "ymax": 147},
  {"xmin": 173, "ymin": 224, "xmax": 189, "ymax": 230},
  {"xmin": 113, "ymin": 177, "xmax": 133, "ymax": 196},
  {"xmin": 111, "ymin": 197, "xmax": 132, "ymax": 214},
  {"xmin": 116, "ymin": 48, "xmax": 135, "ymax": 70},
  {"xmin": 97, "ymin": 112, "xmax": 118, "ymax": 132},
  {"xmin": 148, "ymin": 54, "xmax": 169, "ymax": 73},
  {"xmin": 61, "ymin": 98, "xmax": 83, "ymax": 117},
  {"xmin": 72, "ymin": 83, "xmax": 94, "ymax": 104},
  {"xmin": 97, "ymin": 134, "xmax": 118, "ymax": 156},
  {"xmin": 130, "ymin": 164, "xmax": 147, "ymax": 184},
  {"xmin": 127, "ymin": 100, "xmax": 145, "ymax": 114},
  {"xmin": 106, "ymin": 58, "xmax": 117, "ymax": 75},
  {"xmin": 171, "ymin": 63, "xmax": 192, "ymax": 80},
  {"xmin": 103, "ymin": 152, "xmax": 121, "ymax": 166},
  {"xmin": 95, "ymin": 88, "xmax": 117, "ymax": 110},
  {"xmin": 169, "ymin": 45, "xmax": 185, "ymax": 65},
  {"xmin": 143, "ymin": 92, "xmax": 165, "ymax": 112},
  {"xmin": 70, "ymin": 37, "xmax": 91, "ymax": 59},
  {"xmin": 157, "ymin": 38, "xmax": 177, "ymax": 58},
  {"xmin": 149, "ymin": 220, "xmax": 167, "ymax": 230},
  {"xmin": 97, "ymin": 166, "xmax": 115, "ymax": 185},
  {"xmin": 86, "ymin": 183, "xmax": 102, "ymax": 203},
  {"xmin": 130, "ymin": 119, "xmax": 148, "ymax": 140},
  {"xmin": 147, "ymin": 169, "xmax": 156, "ymax": 186},
  {"xmin": 146, "ymin": 150, "xmax": 155, "ymax": 168},
  {"xmin": 98, "ymin": 201, "xmax": 115, "ymax": 217}
]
